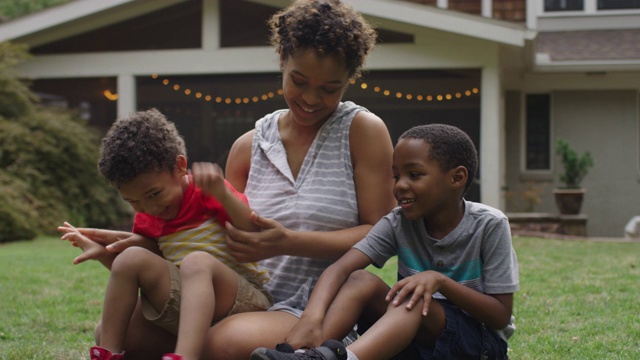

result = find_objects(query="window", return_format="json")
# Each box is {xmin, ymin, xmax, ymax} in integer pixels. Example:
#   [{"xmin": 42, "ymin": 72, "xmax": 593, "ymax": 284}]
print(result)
[
  {"xmin": 544, "ymin": 0, "xmax": 584, "ymax": 11},
  {"xmin": 598, "ymin": 0, "xmax": 640, "ymax": 10},
  {"xmin": 525, "ymin": 94, "xmax": 551, "ymax": 170}
]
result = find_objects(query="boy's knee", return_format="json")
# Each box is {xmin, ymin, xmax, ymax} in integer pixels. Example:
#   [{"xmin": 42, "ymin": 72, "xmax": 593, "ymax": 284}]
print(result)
[
  {"xmin": 347, "ymin": 269, "xmax": 388, "ymax": 292},
  {"xmin": 347, "ymin": 269, "xmax": 378, "ymax": 283},
  {"xmin": 179, "ymin": 251, "xmax": 218, "ymax": 276},
  {"xmin": 111, "ymin": 246, "xmax": 149, "ymax": 273}
]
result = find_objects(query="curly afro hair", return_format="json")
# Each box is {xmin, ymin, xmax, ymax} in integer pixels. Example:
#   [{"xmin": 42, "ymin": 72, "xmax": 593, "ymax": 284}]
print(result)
[
  {"xmin": 400, "ymin": 124, "xmax": 478, "ymax": 196},
  {"xmin": 268, "ymin": 0, "xmax": 377, "ymax": 79},
  {"xmin": 98, "ymin": 108, "xmax": 186, "ymax": 188}
]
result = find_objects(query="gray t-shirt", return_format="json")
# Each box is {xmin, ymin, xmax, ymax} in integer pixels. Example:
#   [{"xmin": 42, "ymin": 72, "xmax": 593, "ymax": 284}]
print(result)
[{"xmin": 354, "ymin": 200, "xmax": 519, "ymax": 341}]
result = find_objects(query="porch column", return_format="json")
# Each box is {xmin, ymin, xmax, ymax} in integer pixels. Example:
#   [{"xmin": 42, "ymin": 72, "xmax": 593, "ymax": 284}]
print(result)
[
  {"xmin": 480, "ymin": 64, "xmax": 504, "ymax": 209},
  {"xmin": 481, "ymin": 0, "xmax": 492, "ymax": 18},
  {"xmin": 202, "ymin": 0, "xmax": 220, "ymax": 51},
  {"xmin": 117, "ymin": 74, "xmax": 136, "ymax": 118}
]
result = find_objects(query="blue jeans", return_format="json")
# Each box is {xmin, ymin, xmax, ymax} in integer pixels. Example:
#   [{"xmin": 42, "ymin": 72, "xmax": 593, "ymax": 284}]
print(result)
[{"xmin": 400, "ymin": 299, "xmax": 508, "ymax": 360}]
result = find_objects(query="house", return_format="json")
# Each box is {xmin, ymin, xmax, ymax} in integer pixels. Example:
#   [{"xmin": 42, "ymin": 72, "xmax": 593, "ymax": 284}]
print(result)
[{"xmin": 1, "ymin": 0, "xmax": 639, "ymax": 237}]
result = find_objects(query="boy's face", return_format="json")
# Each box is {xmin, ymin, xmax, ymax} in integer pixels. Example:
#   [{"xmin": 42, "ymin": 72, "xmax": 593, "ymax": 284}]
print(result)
[
  {"xmin": 118, "ymin": 158, "xmax": 187, "ymax": 220},
  {"xmin": 392, "ymin": 138, "xmax": 457, "ymax": 221}
]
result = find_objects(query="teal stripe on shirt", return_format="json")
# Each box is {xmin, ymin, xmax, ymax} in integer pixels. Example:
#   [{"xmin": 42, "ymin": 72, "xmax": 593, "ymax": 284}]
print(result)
[{"xmin": 398, "ymin": 246, "xmax": 482, "ymax": 282}]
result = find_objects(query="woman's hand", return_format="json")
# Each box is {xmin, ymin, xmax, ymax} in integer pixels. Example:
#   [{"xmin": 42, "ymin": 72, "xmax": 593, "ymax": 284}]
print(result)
[{"xmin": 225, "ymin": 212, "xmax": 288, "ymax": 262}]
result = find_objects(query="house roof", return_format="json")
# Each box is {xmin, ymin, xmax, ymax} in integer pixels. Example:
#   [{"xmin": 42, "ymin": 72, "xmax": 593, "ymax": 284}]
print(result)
[
  {"xmin": 1, "ymin": 0, "xmax": 530, "ymax": 48},
  {"xmin": 535, "ymin": 29, "xmax": 640, "ymax": 71},
  {"xmin": 249, "ymin": 0, "xmax": 532, "ymax": 47},
  {"xmin": 0, "ymin": 0, "xmax": 186, "ymax": 46},
  {"xmin": 537, "ymin": 29, "xmax": 640, "ymax": 61}
]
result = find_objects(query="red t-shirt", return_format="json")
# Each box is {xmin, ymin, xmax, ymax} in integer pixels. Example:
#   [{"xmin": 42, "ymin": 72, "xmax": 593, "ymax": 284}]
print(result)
[{"xmin": 132, "ymin": 176, "xmax": 247, "ymax": 239}]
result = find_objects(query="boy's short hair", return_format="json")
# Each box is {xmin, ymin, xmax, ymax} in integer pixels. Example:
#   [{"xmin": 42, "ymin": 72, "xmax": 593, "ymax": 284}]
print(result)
[
  {"xmin": 268, "ymin": 0, "xmax": 377, "ymax": 79},
  {"xmin": 400, "ymin": 124, "xmax": 478, "ymax": 196},
  {"xmin": 98, "ymin": 108, "xmax": 186, "ymax": 188}
]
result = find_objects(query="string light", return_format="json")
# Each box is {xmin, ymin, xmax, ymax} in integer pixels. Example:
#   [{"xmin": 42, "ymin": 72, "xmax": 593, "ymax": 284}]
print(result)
[
  {"xmin": 103, "ymin": 90, "xmax": 118, "ymax": 101},
  {"xmin": 143, "ymin": 74, "xmax": 480, "ymax": 105}
]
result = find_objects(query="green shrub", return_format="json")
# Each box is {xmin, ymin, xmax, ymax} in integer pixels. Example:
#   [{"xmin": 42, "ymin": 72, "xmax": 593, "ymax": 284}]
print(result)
[
  {"xmin": 0, "ymin": 172, "xmax": 38, "ymax": 242},
  {"xmin": 0, "ymin": 42, "xmax": 132, "ymax": 242}
]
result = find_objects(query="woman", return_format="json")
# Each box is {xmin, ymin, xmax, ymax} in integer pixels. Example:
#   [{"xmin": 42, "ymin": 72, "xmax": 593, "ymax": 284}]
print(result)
[
  {"xmin": 202, "ymin": 1, "xmax": 396, "ymax": 358},
  {"xmin": 65, "ymin": 1, "xmax": 394, "ymax": 359}
]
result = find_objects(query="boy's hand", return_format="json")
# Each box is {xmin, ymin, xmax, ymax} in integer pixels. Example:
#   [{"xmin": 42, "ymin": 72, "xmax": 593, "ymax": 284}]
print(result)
[
  {"xmin": 58, "ymin": 222, "xmax": 109, "ymax": 264},
  {"xmin": 192, "ymin": 162, "xmax": 227, "ymax": 201},
  {"xmin": 386, "ymin": 270, "xmax": 444, "ymax": 317},
  {"xmin": 57, "ymin": 223, "xmax": 151, "ymax": 253}
]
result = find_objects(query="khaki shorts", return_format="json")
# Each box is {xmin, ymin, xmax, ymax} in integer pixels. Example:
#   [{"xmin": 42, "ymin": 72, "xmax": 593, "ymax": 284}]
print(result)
[{"xmin": 140, "ymin": 260, "xmax": 273, "ymax": 335}]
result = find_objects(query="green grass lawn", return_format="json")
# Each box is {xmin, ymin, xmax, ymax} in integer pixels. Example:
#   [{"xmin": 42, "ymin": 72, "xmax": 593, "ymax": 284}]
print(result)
[{"xmin": 1, "ymin": 236, "xmax": 638, "ymax": 359}]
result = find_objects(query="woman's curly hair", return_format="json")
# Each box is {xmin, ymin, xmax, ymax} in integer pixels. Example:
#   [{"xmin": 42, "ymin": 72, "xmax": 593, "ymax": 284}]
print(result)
[
  {"xmin": 268, "ymin": 0, "xmax": 377, "ymax": 79},
  {"xmin": 98, "ymin": 108, "xmax": 186, "ymax": 188}
]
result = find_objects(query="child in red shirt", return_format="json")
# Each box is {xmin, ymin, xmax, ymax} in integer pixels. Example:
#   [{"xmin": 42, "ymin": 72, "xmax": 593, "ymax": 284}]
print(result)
[{"xmin": 59, "ymin": 108, "xmax": 271, "ymax": 360}]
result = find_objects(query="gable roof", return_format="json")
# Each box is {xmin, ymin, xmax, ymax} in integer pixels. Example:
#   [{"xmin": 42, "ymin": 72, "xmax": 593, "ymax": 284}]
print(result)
[
  {"xmin": 535, "ymin": 29, "xmax": 640, "ymax": 71},
  {"xmin": 248, "ymin": 0, "xmax": 532, "ymax": 47},
  {"xmin": 1, "ymin": 0, "xmax": 531, "ymax": 48},
  {"xmin": 0, "ymin": 0, "xmax": 186, "ymax": 46}
]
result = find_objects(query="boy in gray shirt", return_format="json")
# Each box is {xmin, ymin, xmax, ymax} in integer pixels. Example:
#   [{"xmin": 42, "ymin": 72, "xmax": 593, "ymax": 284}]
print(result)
[{"xmin": 252, "ymin": 124, "xmax": 519, "ymax": 360}]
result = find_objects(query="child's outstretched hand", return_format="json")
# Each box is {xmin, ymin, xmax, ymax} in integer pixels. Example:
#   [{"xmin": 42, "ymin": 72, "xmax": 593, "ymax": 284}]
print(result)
[
  {"xmin": 386, "ymin": 270, "xmax": 445, "ymax": 317},
  {"xmin": 58, "ymin": 223, "xmax": 151, "ymax": 254},
  {"xmin": 192, "ymin": 162, "xmax": 227, "ymax": 201},
  {"xmin": 58, "ymin": 222, "xmax": 109, "ymax": 264}
]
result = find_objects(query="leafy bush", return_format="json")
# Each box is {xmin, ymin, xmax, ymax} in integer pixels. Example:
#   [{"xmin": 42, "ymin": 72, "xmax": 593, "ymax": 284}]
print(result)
[
  {"xmin": 0, "ymin": 42, "xmax": 132, "ymax": 242},
  {"xmin": 555, "ymin": 139, "xmax": 594, "ymax": 189}
]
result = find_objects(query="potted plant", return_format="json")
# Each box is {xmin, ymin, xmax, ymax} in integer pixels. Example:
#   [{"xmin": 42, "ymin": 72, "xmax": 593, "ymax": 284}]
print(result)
[{"xmin": 553, "ymin": 138, "xmax": 594, "ymax": 215}]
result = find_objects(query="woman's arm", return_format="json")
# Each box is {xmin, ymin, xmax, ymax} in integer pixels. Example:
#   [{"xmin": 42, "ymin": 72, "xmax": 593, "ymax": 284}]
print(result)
[
  {"xmin": 225, "ymin": 130, "xmax": 254, "ymax": 193},
  {"xmin": 349, "ymin": 111, "xmax": 397, "ymax": 226}
]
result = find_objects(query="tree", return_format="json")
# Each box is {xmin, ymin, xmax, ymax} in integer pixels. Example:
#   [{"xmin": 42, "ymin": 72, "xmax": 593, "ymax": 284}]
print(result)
[{"xmin": 0, "ymin": 0, "xmax": 73, "ymax": 21}]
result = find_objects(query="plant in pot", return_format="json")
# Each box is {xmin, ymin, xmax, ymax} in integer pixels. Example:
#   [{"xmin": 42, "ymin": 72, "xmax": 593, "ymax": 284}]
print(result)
[{"xmin": 553, "ymin": 138, "xmax": 594, "ymax": 215}]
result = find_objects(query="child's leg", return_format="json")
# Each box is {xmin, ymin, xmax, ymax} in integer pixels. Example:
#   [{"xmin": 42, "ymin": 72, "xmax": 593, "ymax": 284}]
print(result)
[
  {"xmin": 95, "ymin": 300, "xmax": 177, "ymax": 359},
  {"xmin": 99, "ymin": 247, "xmax": 172, "ymax": 353},
  {"xmin": 317, "ymin": 270, "xmax": 392, "ymax": 342},
  {"xmin": 173, "ymin": 251, "xmax": 240, "ymax": 358},
  {"xmin": 348, "ymin": 296, "xmax": 446, "ymax": 360}
]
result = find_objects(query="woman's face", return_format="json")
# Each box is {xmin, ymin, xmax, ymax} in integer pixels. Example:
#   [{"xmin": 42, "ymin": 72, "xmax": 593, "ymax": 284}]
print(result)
[{"xmin": 280, "ymin": 48, "xmax": 350, "ymax": 128}]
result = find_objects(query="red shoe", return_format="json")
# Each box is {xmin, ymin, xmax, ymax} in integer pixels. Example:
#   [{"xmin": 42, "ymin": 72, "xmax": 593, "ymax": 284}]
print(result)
[
  {"xmin": 162, "ymin": 354, "xmax": 184, "ymax": 360},
  {"xmin": 90, "ymin": 346, "xmax": 125, "ymax": 360}
]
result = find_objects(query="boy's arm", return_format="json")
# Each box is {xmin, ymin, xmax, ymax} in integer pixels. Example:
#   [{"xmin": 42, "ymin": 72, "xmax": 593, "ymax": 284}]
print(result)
[
  {"xmin": 73, "ymin": 226, "xmax": 161, "ymax": 255},
  {"xmin": 58, "ymin": 222, "xmax": 162, "ymax": 268},
  {"xmin": 285, "ymin": 248, "xmax": 374, "ymax": 349},
  {"xmin": 192, "ymin": 161, "xmax": 258, "ymax": 232}
]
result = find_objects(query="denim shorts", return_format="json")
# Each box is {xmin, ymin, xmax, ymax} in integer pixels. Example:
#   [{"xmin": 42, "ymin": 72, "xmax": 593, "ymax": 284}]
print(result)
[
  {"xmin": 140, "ymin": 260, "xmax": 273, "ymax": 335},
  {"xmin": 401, "ymin": 299, "xmax": 508, "ymax": 360}
]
